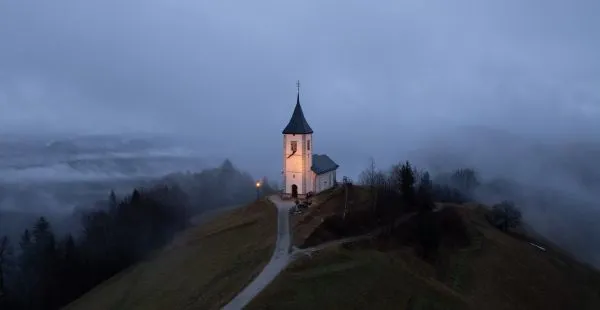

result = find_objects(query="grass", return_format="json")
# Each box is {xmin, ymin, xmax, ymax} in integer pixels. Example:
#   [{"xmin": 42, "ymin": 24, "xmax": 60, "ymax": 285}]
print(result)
[
  {"xmin": 247, "ymin": 246, "xmax": 468, "ymax": 310},
  {"xmin": 248, "ymin": 203, "xmax": 600, "ymax": 310},
  {"xmin": 65, "ymin": 199, "xmax": 277, "ymax": 310},
  {"xmin": 291, "ymin": 186, "xmax": 373, "ymax": 247}
]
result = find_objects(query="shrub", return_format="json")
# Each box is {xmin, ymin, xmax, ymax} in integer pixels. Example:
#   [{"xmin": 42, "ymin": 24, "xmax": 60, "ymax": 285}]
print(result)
[{"xmin": 489, "ymin": 201, "xmax": 522, "ymax": 232}]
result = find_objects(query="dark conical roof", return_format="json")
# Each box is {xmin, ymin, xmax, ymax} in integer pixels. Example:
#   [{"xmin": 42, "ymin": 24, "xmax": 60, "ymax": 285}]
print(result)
[{"xmin": 282, "ymin": 93, "xmax": 313, "ymax": 134}]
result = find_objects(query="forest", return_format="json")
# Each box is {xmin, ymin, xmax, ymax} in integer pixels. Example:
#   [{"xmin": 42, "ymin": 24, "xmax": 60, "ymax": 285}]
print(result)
[{"xmin": 0, "ymin": 159, "xmax": 274, "ymax": 310}]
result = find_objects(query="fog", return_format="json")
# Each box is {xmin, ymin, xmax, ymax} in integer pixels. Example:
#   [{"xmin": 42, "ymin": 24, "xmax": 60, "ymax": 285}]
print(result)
[{"xmin": 1, "ymin": 1, "xmax": 599, "ymax": 266}]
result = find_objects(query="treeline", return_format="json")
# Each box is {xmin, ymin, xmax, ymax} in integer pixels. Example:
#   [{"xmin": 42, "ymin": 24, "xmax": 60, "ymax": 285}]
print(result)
[
  {"xmin": 358, "ymin": 159, "xmax": 475, "ymax": 213},
  {"xmin": 0, "ymin": 159, "xmax": 268, "ymax": 310},
  {"xmin": 358, "ymin": 159, "xmax": 522, "ymax": 258}
]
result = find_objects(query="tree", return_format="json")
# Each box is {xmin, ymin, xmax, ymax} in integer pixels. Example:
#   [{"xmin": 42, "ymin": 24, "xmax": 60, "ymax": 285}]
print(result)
[
  {"xmin": 108, "ymin": 190, "xmax": 118, "ymax": 213},
  {"xmin": 399, "ymin": 161, "xmax": 416, "ymax": 205},
  {"xmin": 358, "ymin": 157, "xmax": 379, "ymax": 186},
  {"xmin": 358, "ymin": 158, "xmax": 388, "ymax": 213},
  {"xmin": 450, "ymin": 168, "xmax": 480, "ymax": 197},
  {"xmin": 490, "ymin": 201, "xmax": 522, "ymax": 232},
  {"xmin": 431, "ymin": 183, "xmax": 467, "ymax": 204},
  {"xmin": 31, "ymin": 216, "xmax": 59, "ymax": 308},
  {"xmin": 0, "ymin": 236, "xmax": 11, "ymax": 299},
  {"xmin": 0, "ymin": 159, "xmax": 268, "ymax": 309},
  {"xmin": 416, "ymin": 171, "xmax": 434, "ymax": 213},
  {"xmin": 18, "ymin": 229, "xmax": 32, "ymax": 270}
]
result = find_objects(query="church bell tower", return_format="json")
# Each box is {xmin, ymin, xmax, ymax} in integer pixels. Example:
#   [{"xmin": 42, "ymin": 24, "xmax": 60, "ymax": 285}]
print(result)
[{"xmin": 282, "ymin": 81, "xmax": 313, "ymax": 198}]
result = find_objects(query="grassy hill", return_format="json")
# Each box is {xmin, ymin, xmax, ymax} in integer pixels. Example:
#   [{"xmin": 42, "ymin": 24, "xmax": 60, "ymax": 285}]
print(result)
[
  {"xmin": 63, "ymin": 186, "xmax": 600, "ymax": 310},
  {"xmin": 65, "ymin": 199, "xmax": 277, "ymax": 310},
  {"xmin": 249, "ymin": 188, "xmax": 600, "ymax": 310}
]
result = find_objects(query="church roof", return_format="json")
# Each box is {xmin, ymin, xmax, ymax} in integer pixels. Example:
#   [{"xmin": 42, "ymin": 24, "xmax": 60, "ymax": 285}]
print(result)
[
  {"xmin": 282, "ymin": 93, "xmax": 313, "ymax": 134},
  {"xmin": 311, "ymin": 154, "xmax": 339, "ymax": 175}
]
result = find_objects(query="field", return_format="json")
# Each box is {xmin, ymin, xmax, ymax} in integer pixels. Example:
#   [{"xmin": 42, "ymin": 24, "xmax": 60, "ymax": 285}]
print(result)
[{"xmin": 65, "ymin": 199, "xmax": 277, "ymax": 310}]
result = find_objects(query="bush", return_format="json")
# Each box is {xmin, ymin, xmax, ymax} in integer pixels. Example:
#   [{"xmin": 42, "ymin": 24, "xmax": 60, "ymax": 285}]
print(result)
[
  {"xmin": 489, "ymin": 201, "xmax": 522, "ymax": 232},
  {"xmin": 450, "ymin": 168, "xmax": 480, "ymax": 196},
  {"xmin": 431, "ymin": 184, "xmax": 467, "ymax": 204}
]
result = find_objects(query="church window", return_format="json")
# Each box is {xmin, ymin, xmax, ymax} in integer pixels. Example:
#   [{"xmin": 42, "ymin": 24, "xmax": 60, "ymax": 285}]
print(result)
[
  {"xmin": 307, "ymin": 139, "xmax": 311, "ymax": 151},
  {"xmin": 291, "ymin": 141, "xmax": 297, "ymax": 152}
]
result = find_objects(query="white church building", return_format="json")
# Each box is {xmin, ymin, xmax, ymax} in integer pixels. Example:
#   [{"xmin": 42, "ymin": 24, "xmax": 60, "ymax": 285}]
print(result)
[{"xmin": 282, "ymin": 85, "xmax": 339, "ymax": 199}]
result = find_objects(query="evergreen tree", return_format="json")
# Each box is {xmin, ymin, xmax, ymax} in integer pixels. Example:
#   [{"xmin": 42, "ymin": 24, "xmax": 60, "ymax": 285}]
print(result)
[
  {"xmin": 417, "ymin": 171, "xmax": 434, "ymax": 213},
  {"xmin": 0, "ymin": 236, "xmax": 11, "ymax": 299},
  {"xmin": 18, "ymin": 229, "xmax": 33, "ymax": 272},
  {"xmin": 32, "ymin": 217, "xmax": 59, "ymax": 309},
  {"xmin": 109, "ymin": 190, "xmax": 118, "ymax": 213},
  {"xmin": 399, "ymin": 161, "xmax": 416, "ymax": 205}
]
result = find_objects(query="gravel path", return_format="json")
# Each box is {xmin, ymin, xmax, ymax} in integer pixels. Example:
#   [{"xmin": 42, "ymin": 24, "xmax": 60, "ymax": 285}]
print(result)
[{"xmin": 223, "ymin": 196, "xmax": 294, "ymax": 310}]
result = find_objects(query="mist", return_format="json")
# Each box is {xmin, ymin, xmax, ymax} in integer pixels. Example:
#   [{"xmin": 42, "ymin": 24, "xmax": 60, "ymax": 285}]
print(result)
[{"xmin": 1, "ymin": 0, "xmax": 599, "ymax": 267}]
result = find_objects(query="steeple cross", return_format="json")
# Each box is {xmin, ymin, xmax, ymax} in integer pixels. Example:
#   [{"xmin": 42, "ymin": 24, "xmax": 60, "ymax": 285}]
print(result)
[{"xmin": 296, "ymin": 80, "xmax": 300, "ymax": 94}]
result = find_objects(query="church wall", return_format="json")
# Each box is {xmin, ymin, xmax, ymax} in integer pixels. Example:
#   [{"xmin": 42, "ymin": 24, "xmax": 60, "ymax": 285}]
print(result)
[
  {"xmin": 315, "ymin": 170, "xmax": 336, "ymax": 193},
  {"xmin": 283, "ymin": 133, "xmax": 312, "ymax": 195}
]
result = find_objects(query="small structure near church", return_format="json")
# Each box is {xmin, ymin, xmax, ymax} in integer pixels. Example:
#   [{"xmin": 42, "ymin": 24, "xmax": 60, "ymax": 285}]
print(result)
[{"xmin": 282, "ymin": 81, "xmax": 339, "ymax": 199}]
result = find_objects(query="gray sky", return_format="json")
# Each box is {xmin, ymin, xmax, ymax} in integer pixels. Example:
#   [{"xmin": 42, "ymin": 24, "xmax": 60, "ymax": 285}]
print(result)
[{"xmin": 1, "ymin": 0, "xmax": 600, "ymax": 176}]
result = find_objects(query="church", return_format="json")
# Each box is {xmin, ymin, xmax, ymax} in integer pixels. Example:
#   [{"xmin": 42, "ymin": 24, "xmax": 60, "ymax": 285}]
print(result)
[{"xmin": 282, "ymin": 84, "xmax": 339, "ymax": 199}]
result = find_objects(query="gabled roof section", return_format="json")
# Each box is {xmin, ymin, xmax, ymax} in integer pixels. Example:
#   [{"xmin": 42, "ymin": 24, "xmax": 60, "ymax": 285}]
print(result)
[
  {"xmin": 311, "ymin": 154, "xmax": 339, "ymax": 175},
  {"xmin": 282, "ymin": 93, "xmax": 313, "ymax": 134}
]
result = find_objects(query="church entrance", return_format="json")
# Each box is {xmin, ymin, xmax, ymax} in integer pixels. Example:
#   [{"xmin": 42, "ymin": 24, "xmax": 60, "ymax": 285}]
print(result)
[{"xmin": 291, "ymin": 184, "xmax": 298, "ymax": 198}]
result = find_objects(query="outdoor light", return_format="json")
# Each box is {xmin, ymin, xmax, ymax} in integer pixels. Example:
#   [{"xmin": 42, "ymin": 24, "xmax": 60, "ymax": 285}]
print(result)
[{"xmin": 256, "ymin": 181, "xmax": 261, "ymax": 200}]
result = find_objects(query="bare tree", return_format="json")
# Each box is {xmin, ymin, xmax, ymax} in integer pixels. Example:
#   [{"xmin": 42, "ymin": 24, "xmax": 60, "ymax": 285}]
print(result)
[
  {"xmin": 358, "ymin": 157, "xmax": 378, "ymax": 186},
  {"xmin": 358, "ymin": 157, "xmax": 388, "ymax": 213}
]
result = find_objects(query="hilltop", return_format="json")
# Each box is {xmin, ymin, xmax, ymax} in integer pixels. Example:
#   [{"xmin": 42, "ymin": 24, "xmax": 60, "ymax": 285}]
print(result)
[
  {"xmin": 249, "ymin": 186, "xmax": 600, "ymax": 310},
  {"xmin": 59, "ymin": 181, "xmax": 600, "ymax": 310}
]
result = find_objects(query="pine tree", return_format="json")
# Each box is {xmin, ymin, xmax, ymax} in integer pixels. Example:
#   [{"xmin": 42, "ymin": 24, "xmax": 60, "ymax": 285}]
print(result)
[
  {"xmin": 131, "ymin": 189, "xmax": 141, "ymax": 204},
  {"xmin": 31, "ymin": 217, "xmax": 58, "ymax": 308},
  {"xmin": 417, "ymin": 171, "xmax": 434, "ymax": 213},
  {"xmin": 109, "ymin": 190, "xmax": 118, "ymax": 212},
  {"xmin": 0, "ymin": 236, "xmax": 11, "ymax": 299},
  {"xmin": 18, "ymin": 229, "xmax": 32, "ymax": 270},
  {"xmin": 399, "ymin": 161, "xmax": 416, "ymax": 205}
]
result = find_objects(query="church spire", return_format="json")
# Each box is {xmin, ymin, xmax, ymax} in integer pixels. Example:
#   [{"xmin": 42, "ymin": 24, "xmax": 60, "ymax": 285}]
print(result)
[{"xmin": 282, "ymin": 80, "xmax": 313, "ymax": 134}]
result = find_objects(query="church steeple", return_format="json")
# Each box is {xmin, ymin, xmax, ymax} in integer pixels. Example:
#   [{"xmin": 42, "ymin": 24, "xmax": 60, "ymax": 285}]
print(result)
[{"xmin": 282, "ymin": 81, "xmax": 313, "ymax": 134}]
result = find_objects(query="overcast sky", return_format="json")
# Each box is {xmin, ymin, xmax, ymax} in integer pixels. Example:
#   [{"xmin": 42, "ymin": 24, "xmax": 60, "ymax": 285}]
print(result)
[{"xmin": 1, "ymin": 0, "xmax": 600, "ymax": 176}]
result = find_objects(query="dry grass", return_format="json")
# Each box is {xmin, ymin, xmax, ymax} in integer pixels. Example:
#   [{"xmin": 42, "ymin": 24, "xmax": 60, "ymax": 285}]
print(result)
[
  {"xmin": 291, "ymin": 186, "xmax": 372, "ymax": 247},
  {"xmin": 65, "ymin": 199, "xmax": 277, "ymax": 310},
  {"xmin": 247, "ymin": 246, "xmax": 468, "ymax": 310},
  {"xmin": 248, "ymin": 203, "xmax": 600, "ymax": 310},
  {"xmin": 457, "ymin": 205, "xmax": 600, "ymax": 310}
]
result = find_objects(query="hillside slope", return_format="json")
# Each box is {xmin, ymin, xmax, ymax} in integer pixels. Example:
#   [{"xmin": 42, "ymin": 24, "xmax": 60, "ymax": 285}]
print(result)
[
  {"xmin": 65, "ymin": 199, "xmax": 277, "ymax": 310},
  {"xmin": 248, "ymin": 202, "xmax": 600, "ymax": 310}
]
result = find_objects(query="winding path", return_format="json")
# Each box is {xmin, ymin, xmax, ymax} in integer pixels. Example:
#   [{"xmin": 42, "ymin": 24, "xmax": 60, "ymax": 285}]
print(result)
[
  {"xmin": 224, "ymin": 198, "xmax": 443, "ymax": 309},
  {"xmin": 223, "ymin": 196, "xmax": 295, "ymax": 310}
]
